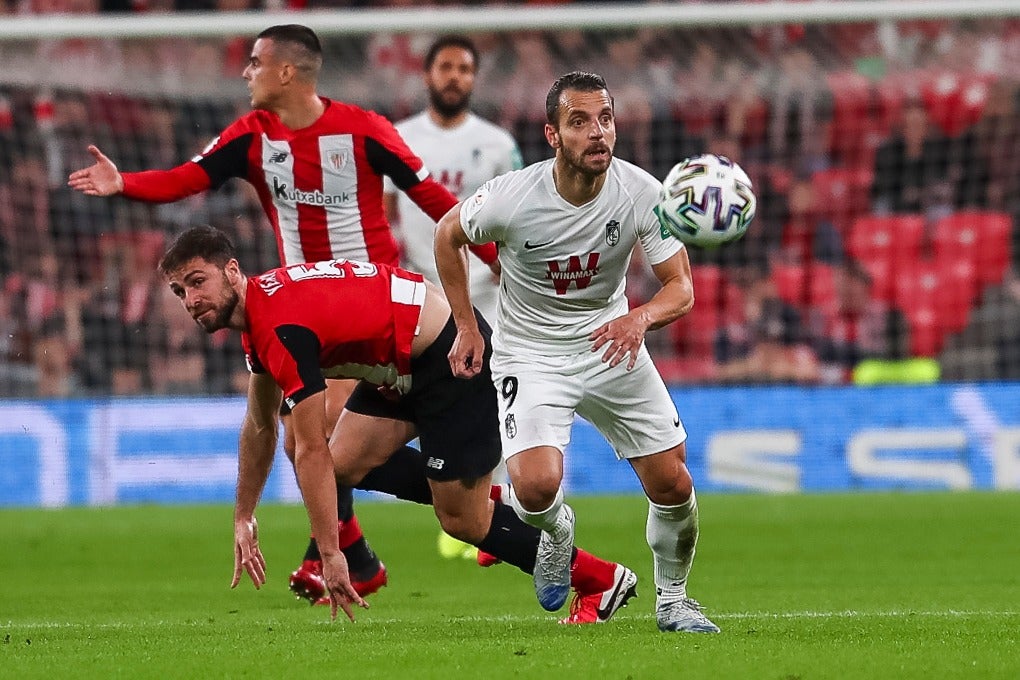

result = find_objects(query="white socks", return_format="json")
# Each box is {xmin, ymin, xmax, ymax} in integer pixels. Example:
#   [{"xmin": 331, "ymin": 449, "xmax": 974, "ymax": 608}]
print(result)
[
  {"xmin": 646, "ymin": 489, "xmax": 699, "ymax": 597},
  {"xmin": 507, "ymin": 485, "xmax": 571, "ymax": 541}
]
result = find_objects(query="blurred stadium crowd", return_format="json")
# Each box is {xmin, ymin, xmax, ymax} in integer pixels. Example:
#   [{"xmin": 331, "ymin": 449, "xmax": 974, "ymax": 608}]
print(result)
[{"xmin": 1, "ymin": 10, "xmax": 1019, "ymax": 397}]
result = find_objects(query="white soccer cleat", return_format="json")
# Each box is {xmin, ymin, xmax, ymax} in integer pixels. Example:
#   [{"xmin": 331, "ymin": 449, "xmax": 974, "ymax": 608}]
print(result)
[
  {"xmin": 533, "ymin": 504, "xmax": 575, "ymax": 611},
  {"xmin": 656, "ymin": 594, "xmax": 721, "ymax": 633}
]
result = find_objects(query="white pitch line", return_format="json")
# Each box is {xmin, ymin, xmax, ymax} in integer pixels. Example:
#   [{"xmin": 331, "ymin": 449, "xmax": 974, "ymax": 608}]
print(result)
[{"xmin": 3, "ymin": 609, "xmax": 1017, "ymax": 630}]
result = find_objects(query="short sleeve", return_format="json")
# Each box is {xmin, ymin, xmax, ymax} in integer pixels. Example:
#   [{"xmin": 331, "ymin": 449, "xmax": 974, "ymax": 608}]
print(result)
[{"xmin": 459, "ymin": 178, "xmax": 507, "ymax": 245}]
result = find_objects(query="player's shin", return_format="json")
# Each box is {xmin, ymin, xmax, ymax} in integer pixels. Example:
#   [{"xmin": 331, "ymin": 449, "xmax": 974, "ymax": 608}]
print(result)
[
  {"xmin": 473, "ymin": 501, "xmax": 541, "ymax": 572},
  {"xmin": 646, "ymin": 489, "xmax": 699, "ymax": 596}
]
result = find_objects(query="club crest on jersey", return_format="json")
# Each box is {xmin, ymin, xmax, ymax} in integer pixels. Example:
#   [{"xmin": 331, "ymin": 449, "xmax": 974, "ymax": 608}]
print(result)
[
  {"xmin": 504, "ymin": 413, "xmax": 517, "ymax": 439},
  {"xmin": 327, "ymin": 150, "xmax": 349, "ymax": 171},
  {"xmin": 605, "ymin": 220, "xmax": 621, "ymax": 247},
  {"xmin": 257, "ymin": 271, "xmax": 284, "ymax": 296}
]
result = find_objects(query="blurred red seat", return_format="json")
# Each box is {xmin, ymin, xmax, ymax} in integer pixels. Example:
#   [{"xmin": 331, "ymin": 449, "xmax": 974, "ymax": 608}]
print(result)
[
  {"xmin": 920, "ymin": 70, "xmax": 994, "ymax": 137},
  {"xmin": 847, "ymin": 215, "xmax": 926, "ymax": 302},
  {"xmin": 893, "ymin": 259, "xmax": 976, "ymax": 355},
  {"xmin": 672, "ymin": 264, "xmax": 726, "ymax": 357},
  {"xmin": 772, "ymin": 261, "xmax": 836, "ymax": 309},
  {"xmin": 811, "ymin": 167, "xmax": 874, "ymax": 233},
  {"xmin": 826, "ymin": 71, "xmax": 887, "ymax": 169},
  {"xmin": 932, "ymin": 211, "xmax": 1012, "ymax": 288}
]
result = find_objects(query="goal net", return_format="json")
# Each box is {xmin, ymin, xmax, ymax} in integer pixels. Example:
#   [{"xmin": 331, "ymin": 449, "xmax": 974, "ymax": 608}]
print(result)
[{"xmin": 1, "ymin": 2, "xmax": 1018, "ymax": 397}]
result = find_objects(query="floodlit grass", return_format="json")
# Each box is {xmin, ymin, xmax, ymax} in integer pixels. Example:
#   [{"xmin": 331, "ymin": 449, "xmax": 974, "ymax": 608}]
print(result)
[{"xmin": 2, "ymin": 493, "xmax": 1018, "ymax": 679}]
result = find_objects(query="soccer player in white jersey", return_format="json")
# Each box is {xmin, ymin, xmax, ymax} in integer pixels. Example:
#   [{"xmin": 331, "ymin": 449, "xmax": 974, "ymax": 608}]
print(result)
[
  {"xmin": 384, "ymin": 35, "xmax": 521, "ymax": 322},
  {"xmin": 383, "ymin": 34, "xmax": 522, "ymax": 564},
  {"xmin": 434, "ymin": 71, "xmax": 720, "ymax": 633}
]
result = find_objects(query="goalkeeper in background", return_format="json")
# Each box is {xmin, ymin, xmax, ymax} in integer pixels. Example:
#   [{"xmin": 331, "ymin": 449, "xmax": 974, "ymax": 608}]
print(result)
[{"xmin": 383, "ymin": 34, "xmax": 522, "ymax": 564}]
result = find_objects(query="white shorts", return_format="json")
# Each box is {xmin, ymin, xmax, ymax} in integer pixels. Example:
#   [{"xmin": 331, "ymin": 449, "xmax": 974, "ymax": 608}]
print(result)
[{"xmin": 490, "ymin": 344, "xmax": 687, "ymax": 460}]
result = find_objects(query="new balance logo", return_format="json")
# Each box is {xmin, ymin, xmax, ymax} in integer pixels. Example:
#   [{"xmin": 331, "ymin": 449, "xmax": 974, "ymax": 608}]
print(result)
[
  {"xmin": 426, "ymin": 457, "xmax": 445, "ymax": 470},
  {"xmin": 268, "ymin": 151, "xmax": 289, "ymax": 163}
]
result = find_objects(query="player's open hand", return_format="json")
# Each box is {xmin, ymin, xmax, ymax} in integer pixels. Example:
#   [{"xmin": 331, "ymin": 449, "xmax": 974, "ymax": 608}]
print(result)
[
  {"xmin": 321, "ymin": 552, "xmax": 367, "ymax": 622},
  {"xmin": 231, "ymin": 516, "xmax": 267, "ymax": 590},
  {"xmin": 67, "ymin": 145, "xmax": 124, "ymax": 196},
  {"xmin": 448, "ymin": 326, "xmax": 486, "ymax": 378},
  {"xmin": 589, "ymin": 312, "xmax": 648, "ymax": 371}
]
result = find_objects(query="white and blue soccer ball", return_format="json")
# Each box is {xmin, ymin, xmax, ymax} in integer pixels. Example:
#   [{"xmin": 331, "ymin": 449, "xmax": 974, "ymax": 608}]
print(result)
[{"xmin": 654, "ymin": 154, "xmax": 756, "ymax": 248}]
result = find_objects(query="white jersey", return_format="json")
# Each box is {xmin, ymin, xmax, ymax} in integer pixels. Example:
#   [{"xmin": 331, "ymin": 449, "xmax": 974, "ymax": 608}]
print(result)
[
  {"xmin": 386, "ymin": 111, "xmax": 522, "ymax": 320},
  {"xmin": 461, "ymin": 158, "xmax": 684, "ymax": 356}
]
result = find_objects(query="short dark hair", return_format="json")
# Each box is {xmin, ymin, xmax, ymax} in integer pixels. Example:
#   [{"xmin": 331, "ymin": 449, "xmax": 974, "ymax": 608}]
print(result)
[
  {"xmin": 257, "ymin": 24, "xmax": 323, "ymax": 81},
  {"xmin": 423, "ymin": 35, "xmax": 479, "ymax": 72},
  {"xmin": 545, "ymin": 71, "xmax": 610, "ymax": 125},
  {"xmin": 158, "ymin": 226, "xmax": 236, "ymax": 276}
]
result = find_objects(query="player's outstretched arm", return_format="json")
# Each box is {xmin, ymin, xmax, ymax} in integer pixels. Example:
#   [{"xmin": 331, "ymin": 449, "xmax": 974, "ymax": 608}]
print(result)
[
  {"xmin": 290, "ymin": 391, "xmax": 366, "ymax": 621},
  {"xmin": 434, "ymin": 203, "xmax": 485, "ymax": 378},
  {"xmin": 231, "ymin": 373, "xmax": 282, "ymax": 591},
  {"xmin": 67, "ymin": 145, "xmax": 124, "ymax": 196}
]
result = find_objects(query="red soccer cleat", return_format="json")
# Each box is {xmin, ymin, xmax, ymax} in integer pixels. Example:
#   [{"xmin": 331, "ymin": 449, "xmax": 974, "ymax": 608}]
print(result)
[
  {"xmin": 351, "ymin": 561, "xmax": 389, "ymax": 598},
  {"xmin": 289, "ymin": 559, "xmax": 326, "ymax": 604},
  {"xmin": 476, "ymin": 550, "xmax": 501, "ymax": 567},
  {"xmin": 290, "ymin": 560, "xmax": 389, "ymax": 605},
  {"xmin": 558, "ymin": 564, "xmax": 638, "ymax": 624}
]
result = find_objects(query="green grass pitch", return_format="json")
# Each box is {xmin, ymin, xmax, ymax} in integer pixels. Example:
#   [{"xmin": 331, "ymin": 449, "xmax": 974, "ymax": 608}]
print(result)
[{"xmin": 2, "ymin": 492, "xmax": 1018, "ymax": 679}]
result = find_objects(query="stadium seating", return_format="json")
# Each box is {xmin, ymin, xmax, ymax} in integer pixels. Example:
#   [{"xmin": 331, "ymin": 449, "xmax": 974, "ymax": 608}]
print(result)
[
  {"xmin": 847, "ymin": 214, "xmax": 927, "ymax": 302},
  {"xmin": 920, "ymin": 70, "xmax": 995, "ymax": 137},
  {"xmin": 771, "ymin": 261, "xmax": 836, "ymax": 311},
  {"xmin": 826, "ymin": 71, "xmax": 886, "ymax": 169},
  {"xmin": 810, "ymin": 166, "xmax": 874, "ymax": 233},
  {"xmin": 893, "ymin": 259, "xmax": 977, "ymax": 356},
  {"xmin": 671, "ymin": 264, "xmax": 726, "ymax": 357},
  {"xmin": 931, "ymin": 211, "xmax": 1012, "ymax": 289}
]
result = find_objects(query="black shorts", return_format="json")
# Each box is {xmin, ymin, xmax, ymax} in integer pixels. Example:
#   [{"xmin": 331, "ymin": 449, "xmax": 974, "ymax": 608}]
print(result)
[{"xmin": 344, "ymin": 311, "xmax": 502, "ymax": 482}]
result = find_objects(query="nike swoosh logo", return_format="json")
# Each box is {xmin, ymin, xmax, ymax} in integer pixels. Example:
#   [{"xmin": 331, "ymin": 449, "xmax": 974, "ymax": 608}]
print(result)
[
  {"xmin": 523, "ymin": 240, "xmax": 553, "ymax": 250},
  {"xmin": 595, "ymin": 575, "xmax": 628, "ymax": 620},
  {"xmin": 673, "ymin": 416, "xmax": 681, "ymax": 428}
]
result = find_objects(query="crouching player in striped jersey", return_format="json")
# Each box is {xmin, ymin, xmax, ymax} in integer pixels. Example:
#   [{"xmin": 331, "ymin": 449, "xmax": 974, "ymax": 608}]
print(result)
[
  {"xmin": 157, "ymin": 225, "xmax": 637, "ymax": 623},
  {"xmin": 68, "ymin": 23, "xmax": 502, "ymax": 606}
]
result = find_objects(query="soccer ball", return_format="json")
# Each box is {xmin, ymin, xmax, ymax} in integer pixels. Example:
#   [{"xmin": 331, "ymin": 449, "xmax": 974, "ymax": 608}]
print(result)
[{"xmin": 654, "ymin": 154, "xmax": 756, "ymax": 248}]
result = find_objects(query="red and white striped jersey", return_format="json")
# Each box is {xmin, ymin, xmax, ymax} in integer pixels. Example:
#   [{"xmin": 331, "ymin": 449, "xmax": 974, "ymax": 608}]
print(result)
[
  {"xmin": 120, "ymin": 97, "xmax": 463, "ymax": 267},
  {"xmin": 240, "ymin": 259, "xmax": 426, "ymax": 407}
]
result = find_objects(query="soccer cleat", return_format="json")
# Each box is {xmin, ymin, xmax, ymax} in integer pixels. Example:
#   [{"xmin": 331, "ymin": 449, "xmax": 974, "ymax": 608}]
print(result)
[
  {"xmin": 289, "ymin": 559, "xmax": 326, "ymax": 604},
  {"xmin": 351, "ymin": 561, "xmax": 389, "ymax": 598},
  {"xmin": 656, "ymin": 594, "xmax": 721, "ymax": 633},
  {"xmin": 291, "ymin": 560, "xmax": 389, "ymax": 605},
  {"xmin": 533, "ymin": 504, "xmax": 575, "ymax": 612},
  {"xmin": 476, "ymin": 550, "xmax": 500, "ymax": 567},
  {"xmin": 558, "ymin": 564, "xmax": 638, "ymax": 624},
  {"xmin": 437, "ymin": 530, "xmax": 479, "ymax": 561}
]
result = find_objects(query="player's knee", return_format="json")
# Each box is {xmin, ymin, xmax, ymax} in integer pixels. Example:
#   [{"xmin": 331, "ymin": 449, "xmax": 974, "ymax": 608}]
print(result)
[
  {"xmin": 644, "ymin": 466, "xmax": 693, "ymax": 506},
  {"xmin": 334, "ymin": 461, "xmax": 370, "ymax": 488},
  {"xmin": 512, "ymin": 475, "xmax": 561, "ymax": 512},
  {"xmin": 434, "ymin": 509, "xmax": 487, "ymax": 544}
]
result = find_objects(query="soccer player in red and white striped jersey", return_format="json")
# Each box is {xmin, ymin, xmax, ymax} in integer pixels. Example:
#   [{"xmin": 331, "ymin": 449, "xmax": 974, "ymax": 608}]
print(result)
[
  {"xmin": 69, "ymin": 24, "xmax": 497, "ymax": 605},
  {"xmin": 157, "ymin": 225, "xmax": 636, "ymax": 624}
]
